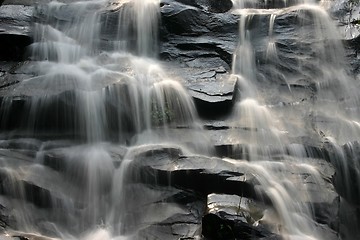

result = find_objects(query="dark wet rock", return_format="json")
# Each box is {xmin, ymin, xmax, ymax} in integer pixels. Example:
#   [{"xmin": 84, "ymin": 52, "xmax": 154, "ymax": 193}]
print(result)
[
  {"xmin": 160, "ymin": 1, "xmax": 210, "ymax": 35},
  {"xmin": 0, "ymin": 148, "xmax": 82, "ymax": 210},
  {"xmin": 344, "ymin": 30, "xmax": 360, "ymax": 49},
  {"xmin": 0, "ymin": 62, "xmax": 35, "ymax": 90},
  {"xmin": 339, "ymin": 197, "xmax": 360, "ymax": 240},
  {"xmin": 202, "ymin": 213, "xmax": 236, "ymax": 240},
  {"xmin": 332, "ymin": 0, "xmax": 360, "ymax": 39},
  {"xmin": 0, "ymin": 74, "xmax": 22, "ymax": 90},
  {"xmin": 203, "ymin": 0, "xmax": 233, "ymax": 13},
  {"xmin": 42, "ymin": 143, "xmax": 127, "ymax": 172},
  {"xmin": 0, "ymin": 204, "xmax": 9, "ymax": 232},
  {"xmin": 0, "ymin": 87, "xmax": 128, "ymax": 141},
  {"xmin": 0, "ymin": 169, "xmax": 53, "ymax": 208},
  {"xmin": 313, "ymin": 196, "xmax": 340, "ymax": 232},
  {"xmin": 185, "ymin": 57, "xmax": 229, "ymax": 69},
  {"xmin": 202, "ymin": 194, "xmax": 279, "ymax": 240},
  {"xmin": 160, "ymin": 35, "xmax": 235, "ymax": 66},
  {"xmin": 33, "ymin": 2, "xmax": 97, "ymax": 25},
  {"xmin": 331, "ymin": 0, "xmax": 360, "ymax": 75},
  {"xmin": 344, "ymin": 34, "xmax": 360, "ymax": 74},
  {"xmin": 324, "ymin": 141, "xmax": 360, "ymax": 206},
  {"xmin": 202, "ymin": 212, "xmax": 280, "ymax": 240},
  {"xmin": 158, "ymin": 0, "xmax": 238, "ymax": 107},
  {"xmin": 332, "ymin": 0, "xmax": 360, "ymax": 74},
  {"xmin": 130, "ymin": 146, "xmax": 261, "ymax": 202},
  {"xmin": 0, "ymin": 96, "xmax": 29, "ymax": 132},
  {"xmin": 42, "ymin": 150, "xmax": 68, "ymax": 172},
  {"xmin": 0, "ymin": 138, "xmax": 42, "ymax": 151},
  {"xmin": 137, "ymin": 191, "xmax": 204, "ymax": 239},
  {"xmin": 113, "ymin": 183, "xmax": 205, "ymax": 239},
  {"xmin": 214, "ymin": 143, "xmax": 332, "ymax": 162},
  {"xmin": 171, "ymin": 0, "xmax": 233, "ymax": 13},
  {"xmin": 3, "ymin": 231, "xmax": 60, "ymax": 240},
  {"xmin": 187, "ymin": 75, "xmax": 236, "ymax": 119},
  {"xmin": 191, "ymin": 90, "xmax": 233, "ymax": 119},
  {"xmin": 162, "ymin": 41, "xmax": 236, "ymax": 119},
  {"xmin": 2, "ymin": 0, "xmax": 60, "ymax": 5},
  {"xmin": 203, "ymin": 120, "xmax": 230, "ymax": 130},
  {"xmin": 160, "ymin": 11, "xmax": 237, "ymax": 65},
  {"xmin": 0, "ymin": 5, "xmax": 33, "ymax": 61},
  {"xmin": 0, "ymin": 91, "xmax": 78, "ymax": 137}
]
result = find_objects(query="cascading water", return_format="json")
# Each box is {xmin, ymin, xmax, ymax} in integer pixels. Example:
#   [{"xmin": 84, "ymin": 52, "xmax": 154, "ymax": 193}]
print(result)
[
  {"xmin": 0, "ymin": 0, "xmax": 209, "ymax": 239},
  {"xmin": 111, "ymin": 0, "xmax": 160, "ymax": 56},
  {"xmin": 229, "ymin": 0, "xmax": 360, "ymax": 239},
  {"xmin": 0, "ymin": 0, "xmax": 359, "ymax": 239},
  {"xmin": 1, "ymin": 0, "xmax": 201, "ymax": 141}
]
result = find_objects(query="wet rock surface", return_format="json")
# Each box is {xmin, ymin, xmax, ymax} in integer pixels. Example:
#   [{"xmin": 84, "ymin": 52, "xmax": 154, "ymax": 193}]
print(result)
[
  {"xmin": 202, "ymin": 210, "xmax": 280, "ymax": 240},
  {"xmin": 158, "ymin": 0, "xmax": 238, "ymax": 119},
  {"xmin": 332, "ymin": 0, "xmax": 360, "ymax": 74},
  {"xmin": 0, "ymin": 5, "xmax": 33, "ymax": 61}
]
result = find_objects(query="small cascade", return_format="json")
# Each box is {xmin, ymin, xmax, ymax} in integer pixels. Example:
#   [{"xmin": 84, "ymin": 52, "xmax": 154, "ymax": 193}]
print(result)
[
  {"xmin": 232, "ymin": 13, "xmax": 257, "ymax": 82},
  {"xmin": 223, "ymin": 158, "xmax": 330, "ymax": 240},
  {"xmin": 325, "ymin": 139, "xmax": 358, "ymax": 202},
  {"xmin": 31, "ymin": 0, "xmax": 104, "ymax": 60},
  {"xmin": 231, "ymin": 11, "xmax": 286, "ymax": 156},
  {"xmin": 110, "ymin": 0, "xmax": 160, "ymax": 56},
  {"xmin": 232, "ymin": 0, "xmax": 256, "ymax": 9},
  {"xmin": 266, "ymin": 14, "xmax": 278, "ymax": 61}
]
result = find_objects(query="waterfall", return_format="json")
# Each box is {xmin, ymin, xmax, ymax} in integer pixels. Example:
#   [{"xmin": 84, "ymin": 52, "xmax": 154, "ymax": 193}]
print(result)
[{"xmin": 0, "ymin": 0, "xmax": 359, "ymax": 239}]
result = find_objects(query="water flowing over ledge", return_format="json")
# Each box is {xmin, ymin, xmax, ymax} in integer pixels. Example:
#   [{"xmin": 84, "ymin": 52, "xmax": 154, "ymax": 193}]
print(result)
[{"xmin": 0, "ymin": 0, "xmax": 359, "ymax": 239}]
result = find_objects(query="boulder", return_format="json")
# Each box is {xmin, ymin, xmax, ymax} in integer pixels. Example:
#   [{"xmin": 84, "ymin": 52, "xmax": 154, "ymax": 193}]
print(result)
[
  {"xmin": 187, "ymin": 74, "xmax": 236, "ymax": 119},
  {"xmin": 0, "ymin": 5, "xmax": 33, "ymax": 61},
  {"xmin": 134, "ymin": 186, "xmax": 205, "ymax": 239},
  {"xmin": 202, "ymin": 212, "xmax": 280, "ymax": 240},
  {"xmin": 202, "ymin": 194, "xmax": 280, "ymax": 240}
]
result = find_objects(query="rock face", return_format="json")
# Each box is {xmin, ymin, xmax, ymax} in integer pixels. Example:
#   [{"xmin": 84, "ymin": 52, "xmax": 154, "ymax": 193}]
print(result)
[
  {"xmin": 331, "ymin": 0, "xmax": 360, "ymax": 75},
  {"xmin": 0, "ymin": 0, "xmax": 359, "ymax": 240},
  {"xmin": 0, "ymin": 5, "xmax": 33, "ymax": 61},
  {"xmin": 158, "ymin": 0, "xmax": 239, "ymax": 119}
]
